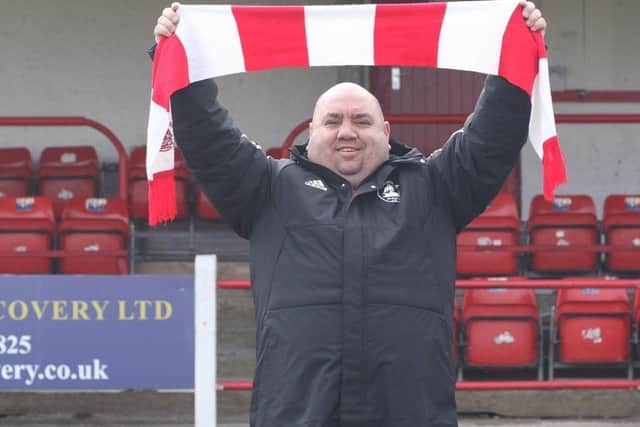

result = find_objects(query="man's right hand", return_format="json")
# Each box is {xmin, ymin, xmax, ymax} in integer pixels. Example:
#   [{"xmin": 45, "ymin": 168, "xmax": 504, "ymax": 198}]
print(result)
[{"xmin": 154, "ymin": 2, "xmax": 181, "ymax": 42}]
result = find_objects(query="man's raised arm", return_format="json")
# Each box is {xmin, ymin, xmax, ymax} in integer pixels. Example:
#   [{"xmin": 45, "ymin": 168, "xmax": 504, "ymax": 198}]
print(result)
[
  {"xmin": 427, "ymin": 0, "xmax": 546, "ymax": 231},
  {"xmin": 153, "ymin": 2, "xmax": 271, "ymax": 239}
]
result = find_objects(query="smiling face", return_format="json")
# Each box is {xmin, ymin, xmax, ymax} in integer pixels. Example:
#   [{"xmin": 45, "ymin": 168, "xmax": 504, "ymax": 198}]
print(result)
[{"xmin": 307, "ymin": 83, "xmax": 391, "ymax": 189}]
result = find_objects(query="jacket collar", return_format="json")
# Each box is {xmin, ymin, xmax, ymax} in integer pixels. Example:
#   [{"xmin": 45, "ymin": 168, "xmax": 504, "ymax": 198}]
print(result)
[{"xmin": 289, "ymin": 138, "xmax": 425, "ymax": 189}]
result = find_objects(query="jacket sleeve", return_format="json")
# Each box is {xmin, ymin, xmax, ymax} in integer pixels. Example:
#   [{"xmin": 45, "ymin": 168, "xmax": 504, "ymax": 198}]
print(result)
[
  {"xmin": 428, "ymin": 75, "xmax": 531, "ymax": 231},
  {"xmin": 170, "ymin": 79, "xmax": 271, "ymax": 239}
]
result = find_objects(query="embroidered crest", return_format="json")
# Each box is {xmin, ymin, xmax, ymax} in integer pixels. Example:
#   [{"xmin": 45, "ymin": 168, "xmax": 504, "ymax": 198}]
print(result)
[
  {"xmin": 160, "ymin": 124, "xmax": 174, "ymax": 152},
  {"xmin": 378, "ymin": 181, "xmax": 400, "ymax": 203}
]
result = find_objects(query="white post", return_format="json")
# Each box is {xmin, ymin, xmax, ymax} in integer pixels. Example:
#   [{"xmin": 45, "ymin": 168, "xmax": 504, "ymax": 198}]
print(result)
[{"xmin": 195, "ymin": 255, "xmax": 217, "ymax": 427}]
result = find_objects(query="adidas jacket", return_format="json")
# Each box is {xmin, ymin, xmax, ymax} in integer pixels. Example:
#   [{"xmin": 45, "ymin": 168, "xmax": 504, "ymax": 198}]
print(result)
[{"xmin": 170, "ymin": 75, "xmax": 531, "ymax": 427}]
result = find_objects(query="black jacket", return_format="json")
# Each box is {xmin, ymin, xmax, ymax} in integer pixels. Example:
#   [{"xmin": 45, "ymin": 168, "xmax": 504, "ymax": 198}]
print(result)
[{"xmin": 170, "ymin": 75, "xmax": 530, "ymax": 427}]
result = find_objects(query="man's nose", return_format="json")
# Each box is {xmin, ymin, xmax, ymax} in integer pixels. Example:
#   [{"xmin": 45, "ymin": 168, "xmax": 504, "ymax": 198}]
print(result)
[{"xmin": 337, "ymin": 122, "xmax": 356, "ymax": 139}]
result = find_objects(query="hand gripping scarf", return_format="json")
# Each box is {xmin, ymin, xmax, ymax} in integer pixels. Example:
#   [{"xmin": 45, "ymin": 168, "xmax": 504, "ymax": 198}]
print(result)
[{"xmin": 147, "ymin": 0, "xmax": 567, "ymax": 225}]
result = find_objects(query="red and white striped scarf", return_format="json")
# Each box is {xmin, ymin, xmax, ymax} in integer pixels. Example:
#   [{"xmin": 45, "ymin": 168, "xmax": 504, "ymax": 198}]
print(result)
[{"xmin": 147, "ymin": 0, "xmax": 566, "ymax": 225}]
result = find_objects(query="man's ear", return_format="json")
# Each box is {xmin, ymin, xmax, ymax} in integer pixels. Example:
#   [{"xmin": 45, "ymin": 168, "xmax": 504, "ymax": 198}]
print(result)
[{"xmin": 384, "ymin": 121, "xmax": 391, "ymax": 137}]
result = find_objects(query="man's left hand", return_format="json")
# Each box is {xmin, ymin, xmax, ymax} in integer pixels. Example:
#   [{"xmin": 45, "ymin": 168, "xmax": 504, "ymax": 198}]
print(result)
[{"xmin": 519, "ymin": 1, "xmax": 546, "ymax": 37}]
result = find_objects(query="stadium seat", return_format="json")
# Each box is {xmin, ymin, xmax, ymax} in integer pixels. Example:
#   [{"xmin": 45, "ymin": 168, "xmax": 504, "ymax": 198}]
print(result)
[
  {"xmin": 551, "ymin": 285, "xmax": 630, "ymax": 378},
  {"xmin": 0, "ymin": 148, "xmax": 32, "ymax": 197},
  {"xmin": 603, "ymin": 195, "xmax": 640, "ymax": 273},
  {"xmin": 634, "ymin": 290, "xmax": 640, "ymax": 357},
  {"xmin": 0, "ymin": 196, "xmax": 55, "ymax": 273},
  {"xmin": 195, "ymin": 186, "xmax": 221, "ymax": 221},
  {"xmin": 266, "ymin": 147, "xmax": 286, "ymax": 159},
  {"xmin": 461, "ymin": 283, "xmax": 539, "ymax": 373},
  {"xmin": 527, "ymin": 194, "xmax": 599, "ymax": 273},
  {"xmin": 58, "ymin": 198, "xmax": 129, "ymax": 274},
  {"xmin": 128, "ymin": 146, "xmax": 191, "ymax": 222},
  {"xmin": 457, "ymin": 193, "xmax": 520, "ymax": 276},
  {"xmin": 37, "ymin": 146, "xmax": 100, "ymax": 217}
]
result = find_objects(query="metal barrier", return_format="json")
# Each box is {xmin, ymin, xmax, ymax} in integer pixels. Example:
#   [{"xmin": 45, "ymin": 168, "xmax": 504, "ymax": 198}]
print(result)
[{"xmin": 216, "ymin": 277, "xmax": 640, "ymax": 391}]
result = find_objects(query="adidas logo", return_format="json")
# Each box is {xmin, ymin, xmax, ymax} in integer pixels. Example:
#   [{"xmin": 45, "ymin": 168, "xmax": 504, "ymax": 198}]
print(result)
[{"xmin": 304, "ymin": 179, "xmax": 327, "ymax": 192}]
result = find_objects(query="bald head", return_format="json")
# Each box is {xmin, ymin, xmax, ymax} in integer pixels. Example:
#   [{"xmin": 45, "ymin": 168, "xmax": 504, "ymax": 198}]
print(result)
[
  {"xmin": 312, "ymin": 82, "xmax": 385, "ymax": 124},
  {"xmin": 307, "ymin": 82, "xmax": 391, "ymax": 189}
]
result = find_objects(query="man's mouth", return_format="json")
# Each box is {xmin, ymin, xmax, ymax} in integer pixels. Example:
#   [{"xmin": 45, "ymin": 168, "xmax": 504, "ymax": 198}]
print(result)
[{"xmin": 337, "ymin": 147, "xmax": 360, "ymax": 152}]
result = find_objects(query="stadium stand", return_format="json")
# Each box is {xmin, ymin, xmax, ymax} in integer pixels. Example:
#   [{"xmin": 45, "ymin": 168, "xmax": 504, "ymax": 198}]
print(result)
[
  {"xmin": 37, "ymin": 146, "xmax": 100, "ymax": 218},
  {"xmin": 0, "ymin": 196, "xmax": 55, "ymax": 274},
  {"xmin": 550, "ymin": 283, "xmax": 632, "ymax": 379},
  {"xmin": 0, "ymin": 147, "xmax": 32, "ymax": 197},
  {"xmin": 460, "ymin": 283, "xmax": 541, "ymax": 379},
  {"xmin": 527, "ymin": 194, "xmax": 599, "ymax": 274},
  {"xmin": 456, "ymin": 193, "xmax": 520, "ymax": 276},
  {"xmin": 603, "ymin": 194, "xmax": 640, "ymax": 274},
  {"xmin": 128, "ymin": 145, "xmax": 191, "ymax": 222},
  {"xmin": 58, "ymin": 197, "xmax": 129, "ymax": 274}
]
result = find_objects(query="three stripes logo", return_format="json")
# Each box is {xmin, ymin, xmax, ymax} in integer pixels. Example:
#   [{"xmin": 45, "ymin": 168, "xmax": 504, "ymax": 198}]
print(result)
[{"xmin": 304, "ymin": 179, "xmax": 327, "ymax": 192}]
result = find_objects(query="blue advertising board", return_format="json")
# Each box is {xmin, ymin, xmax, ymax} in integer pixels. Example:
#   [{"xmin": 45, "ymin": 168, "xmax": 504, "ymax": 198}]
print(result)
[{"xmin": 0, "ymin": 275, "xmax": 194, "ymax": 390}]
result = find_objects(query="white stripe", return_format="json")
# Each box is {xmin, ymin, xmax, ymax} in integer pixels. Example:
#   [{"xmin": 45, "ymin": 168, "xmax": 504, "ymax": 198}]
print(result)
[
  {"xmin": 529, "ymin": 58, "xmax": 557, "ymax": 159},
  {"xmin": 178, "ymin": 5, "xmax": 245, "ymax": 81},
  {"xmin": 146, "ymin": 99, "xmax": 173, "ymax": 180},
  {"xmin": 438, "ymin": 0, "xmax": 517, "ymax": 75},
  {"xmin": 305, "ymin": 5, "xmax": 376, "ymax": 66}
]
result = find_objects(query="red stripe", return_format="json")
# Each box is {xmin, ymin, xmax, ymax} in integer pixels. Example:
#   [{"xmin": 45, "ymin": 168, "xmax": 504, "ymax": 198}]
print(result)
[
  {"xmin": 151, "ymin": 36, "xmax": 190, "ymax": 110},
  {"xmin": 498, "ymin": 5, "xmax": 538, "ymax": 97},
  {"xmin": 232, "ymin": 6, "xmax": 308, "ymax": 72},
  {"xmin": 542, "ymin": 136, "xmax": 567, "ymax": 200},
  {"xmin": 374, "ymin": 3, "xmax": 446, "ymax": 67}
]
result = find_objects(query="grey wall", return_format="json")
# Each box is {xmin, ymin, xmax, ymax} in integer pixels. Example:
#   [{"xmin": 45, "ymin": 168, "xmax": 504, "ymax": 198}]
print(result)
[
  {"xmin": 0, "ymin": 0, "xmax": 348, "ymax": 163},
  {"xmin": 0, "ymin": 0, "xmax": 638, "ymax": 217}
]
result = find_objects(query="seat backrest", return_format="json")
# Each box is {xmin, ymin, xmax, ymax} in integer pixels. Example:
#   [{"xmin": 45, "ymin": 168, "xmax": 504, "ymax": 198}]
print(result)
[
  {"xmin": 60, "ymin": 198, "xmax": 129, "ymax": 236},
  {"xmin": 0, "ymin": 147, "xmax": 32, "ymax": 173},
  {"xmin": 556, "ymin": 287, "xmax": 629, "ymax": 306},
  {"xmin": 604, "ymin": 195, "xmax": 640, "ymax": 217},
  {"xmin": 38, "ymin": 145, "xmax": 99, "ymax": 178},
  {"xmin": 0, "ymin": 196, "xmax": 55, "ymax": 231},
  {"xmin": 463, "ymin": 287, "xmax": 537, "ymax": 308},
  {"xmin": 479, "ymin": 193, "xmax": 519, "ymax": 220},
  {"xmin": 529, "ymin": 194, "xmax": 596, "ymax": 218}
]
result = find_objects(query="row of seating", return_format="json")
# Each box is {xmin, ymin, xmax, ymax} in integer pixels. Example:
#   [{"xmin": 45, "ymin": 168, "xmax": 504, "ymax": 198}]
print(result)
[
  {"xmin": 0, "ymin": 196, "xmax": 128, "ymax": 274},
  {"xmin": 454, "ymin": 281, "xmax": 640, "ymax": 379},
  {"xmin": 0, "ymin": 145, "xmax": 221, "ymax": 221},
  {"xmin": 458, "ymin": 193, "xmax": 640, "ymax": 275},
  {"xmin": 1, "ymin": 146, "xmax": 639, "ymax": 275}
]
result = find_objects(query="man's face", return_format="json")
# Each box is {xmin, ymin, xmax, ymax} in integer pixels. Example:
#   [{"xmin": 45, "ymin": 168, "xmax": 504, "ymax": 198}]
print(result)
[{"xmin": 307, "ymin": 83, "xmax": 390, "ymax": 188}]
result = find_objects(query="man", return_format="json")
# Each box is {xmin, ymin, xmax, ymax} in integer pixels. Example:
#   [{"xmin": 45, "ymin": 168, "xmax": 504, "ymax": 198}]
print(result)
[{"xmin": 154, "ymin": 2, "xmax": 547, "ymax": 426}]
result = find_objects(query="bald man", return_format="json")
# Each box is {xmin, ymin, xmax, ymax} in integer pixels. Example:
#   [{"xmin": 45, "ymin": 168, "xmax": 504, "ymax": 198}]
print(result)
[{"xmin": 154, "ymin": 3, "xmax": 546, "ymax": 426}]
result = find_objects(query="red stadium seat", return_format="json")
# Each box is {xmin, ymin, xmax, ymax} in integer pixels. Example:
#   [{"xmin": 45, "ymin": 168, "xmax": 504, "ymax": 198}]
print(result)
[
  {"xmin": 128, "ymin": 146, "xmax": 191, "ymax": 222},
  {"xmin": 195, "ymin": 186, "xmax": 221, "ymax": 221},
  {"xmin": 457, "ymin": 193, "xmax": 520, "ymax": 276},
  {"xmin": 603, "ymin": 195, "xmax": 640, "ymax": 273},
  {"xmin": 553, "ymin": 286, "xmax": 630, "ymax": 367},
  {"xmin": 634, "ymin": 290, "xmax": 640, "ymax": 356},
  {"xmin": 37, "ymin": 146, "xmax": 100, "ymax": 218},
  {"xmin": 0, "ymin": 148, "xmax": 32, "ymax": 197},
  {"xmin": 0, "ymin": 196, "xmax": 55, "ymax": 273},
  {"xmin": 58, "ymin": 198, "xmax": 129, "ymax": 274},
  {"xmin": 527, "ymin": 194, "xmax": 599, "ymax": 273},
  {"xmin": 462, "ymin": 283, "xmax": 539, "ymax": 371},
  {"xmin": 266, "ymin": 147, "xmax": 285, "ymax": 159}
]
